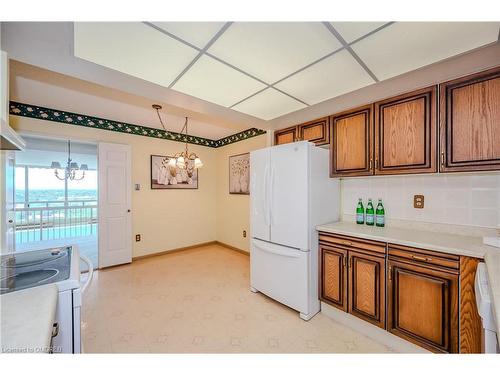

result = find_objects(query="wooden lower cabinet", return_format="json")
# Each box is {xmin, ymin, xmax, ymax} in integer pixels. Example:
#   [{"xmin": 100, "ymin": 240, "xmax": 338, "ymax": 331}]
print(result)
[
  {"xmin": 320, "ymin": 245, "xmax": 347, "ymax": 311},
  {"xmin": 319, "ymin": 234, "xmax": 386, "ymax": 327},
  {"xmin": 387, "ymin": 258, "xmax": 459, "ymax": 353},
  {"xmin": 348, "ymin": 251, "xmax": 386, "ymax": 328},
  {"xmin": 318, "ymin": 232, "xmax": 483, "ymax": 354}
]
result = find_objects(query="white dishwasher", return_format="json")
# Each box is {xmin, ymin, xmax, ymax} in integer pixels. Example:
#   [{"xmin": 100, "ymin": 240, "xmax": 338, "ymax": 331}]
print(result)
[{"xmin": 475, "ymin": 262, "xmax": 499, "ymax": 353}]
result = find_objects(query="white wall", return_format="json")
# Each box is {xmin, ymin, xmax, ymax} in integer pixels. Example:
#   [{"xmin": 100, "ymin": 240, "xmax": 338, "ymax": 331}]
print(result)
[
  {"xmin": 341, "ymin": 173, "xmax": 500, "ymax": 229},
  {"xmin": 11, "ymin": 116, "xmax": 218, "ymax": 258}
]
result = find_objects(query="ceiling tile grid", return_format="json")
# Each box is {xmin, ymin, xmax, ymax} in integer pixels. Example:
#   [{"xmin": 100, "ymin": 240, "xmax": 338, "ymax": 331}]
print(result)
[
  {"xmin": 232, "ymin": 88, "xmax": 307, "ymax": 120},
  {"xmin": 74, "ymin": 22, "xmax": 500, "ymax": 121},
  {"xmin": 274, "ymin": 49, "xmax": 376, "ymax": 105},
  {"xmin": 350, "ymin": 22, "xmax": 500, "ymax": 81},
  {"xmin": 74, "ymin": 22, "xmax": 199, "ymax": 87}
]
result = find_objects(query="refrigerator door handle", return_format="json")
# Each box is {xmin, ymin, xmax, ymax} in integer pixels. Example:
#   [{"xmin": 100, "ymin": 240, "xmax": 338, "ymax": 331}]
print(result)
[
  {"xmin": 254, "ymin": 241, "xmax": 302, "ymax": 258},
  {"xmin": 263, "ymin": 163, "xmax": 270, "ymax": 226},
  {"xmin": 269, "ymin": 166, "xmax": 275, "ymax": 226}
]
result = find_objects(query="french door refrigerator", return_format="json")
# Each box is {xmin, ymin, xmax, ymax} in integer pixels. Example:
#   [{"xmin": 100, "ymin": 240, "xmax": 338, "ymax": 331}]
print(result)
[{"xmin": 250, "ymin": 141, "xmax": 339, "ymax": 320}]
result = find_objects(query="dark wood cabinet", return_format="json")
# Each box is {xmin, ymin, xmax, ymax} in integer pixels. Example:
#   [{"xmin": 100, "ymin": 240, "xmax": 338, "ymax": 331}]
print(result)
[
  {"xmin": 297, "ymin": 117, "xmax": 329, "ymax": 145},
  {"xmin": 274, "ymin": 126, "xmax": 297, "ymax": 145},
  {"xmin": 330, "ymin": 104, "xmax": 374, "ymax": 177},
  {"xmin": 319, "ymin": 233, "xmax": 386, "ymax": 327},
  {"xmin": 274, "ymin": 117, "xmax": 329, "ymax": 146},
  {"xmin": 348, "ymin": 250, "xmax": 386, "ymax": 328},
  {"xmin": 319, "ymin": 245, "xmax": 347, "ymax": 311},
  {"xmin": 374, "ymin": 86, "xmax": 437, "ymax": 175},
  {"xmin": 318, "ymin": 232, "xmax": 483, "ymax": 354},
  {"xmin": 439, "ymin": 66, "xmax": 500, "ymax": 172},
  {"xmin": 387, "ymin": 245, "xmax": 459, "ymax": 353}
]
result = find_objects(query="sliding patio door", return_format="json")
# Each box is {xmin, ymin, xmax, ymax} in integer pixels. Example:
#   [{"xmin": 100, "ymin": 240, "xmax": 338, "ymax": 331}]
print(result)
[{"xmin": 98, "ymin": 142, "xmax": 132, "ymax": 268}]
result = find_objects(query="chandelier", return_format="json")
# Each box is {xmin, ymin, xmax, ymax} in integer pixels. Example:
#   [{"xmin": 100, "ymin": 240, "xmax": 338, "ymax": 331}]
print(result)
[
  {"xmin": 50, "ymin": 140, "xmax": 88, "ymax": 181},
  {"xmin": 153, "ymin": 104, "xmax": 203, "ymax": 172}
]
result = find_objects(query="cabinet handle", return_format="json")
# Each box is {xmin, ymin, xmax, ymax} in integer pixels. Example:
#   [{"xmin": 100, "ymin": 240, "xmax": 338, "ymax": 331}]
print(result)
[
  {"xmin": 411, "ymin": 255, "xmax": 432, "ymax": 262},
  {"xmin": 342, "ymin": 256, "xmax": 346, "ymax": 268},
  {"xmin": 388, "ymin": 266, "xmax": 392, "ymax": 282},
  {"xmin": 440, "ymin": 152, "xmax": 445, "ymax": 166},
  {"xmin": 342, "ymin": 241, "xmax": 352, "ymax": 246},
  {"xmin": 51, "ymin": 323, "xmax": 59, "ymax": 338},
  {"xmin": 369, "ymin": 158, "xmax": 373, "ymax": 170},
  {"xmin": 375, "ymin": 159, "xmax": 379, "ymax": 169},
  {"xmin": 349, "ymin": 257, "xmax": 353, "ymax": 268}
]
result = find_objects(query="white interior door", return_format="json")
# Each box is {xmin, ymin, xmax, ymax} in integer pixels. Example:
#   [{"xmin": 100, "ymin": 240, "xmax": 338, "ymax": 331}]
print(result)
[
  {"xmin": 98, "ymin": 142, "xmax": 132, "ymax": 268},
  {"xmin": 1, "ymin": 151, "xmax": 15, "ymax": 253},
  {"xmin": 270, "ymin": 142, "xmax": 309, "ymax": 250},
  {"xmin": 250, "ymin": 147, "xmax": 271, "ymax": 241}
]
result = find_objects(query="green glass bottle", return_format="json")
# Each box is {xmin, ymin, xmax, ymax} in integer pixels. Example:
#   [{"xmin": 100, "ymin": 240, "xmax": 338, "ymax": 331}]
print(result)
[
  {"xmin": 376, "ymin": 199, "xmax": 385, "ymax": 227},
  {"xmin": 365, "ymin": 199, "xmax": 375, "ymax": 226},
  {"xmin": 356, "ymin": 198, "xmax": 364, "ymax": 224}
]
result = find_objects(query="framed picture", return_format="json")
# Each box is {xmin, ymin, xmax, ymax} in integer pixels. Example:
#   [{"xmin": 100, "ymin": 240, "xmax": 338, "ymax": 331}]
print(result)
[
  {"xmin": 229, "ymin": 152, "xmax": 250, "ymax": 195},
  {"xmin": 151, "ymin": 154, "xmax": 198, "ymax": 189}
]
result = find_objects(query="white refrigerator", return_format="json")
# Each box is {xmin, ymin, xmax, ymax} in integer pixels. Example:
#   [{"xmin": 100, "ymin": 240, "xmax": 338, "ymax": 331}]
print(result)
[{"xmin": 250, "ymin": 141, "xmax": 339, "ymax": 320}]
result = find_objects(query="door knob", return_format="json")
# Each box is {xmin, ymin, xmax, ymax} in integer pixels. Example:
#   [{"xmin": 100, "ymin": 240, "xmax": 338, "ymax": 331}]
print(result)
[
  {"xmin": 127, "ymin": 209, "xmax": 131, "ymax": 213},
  {"xmin": 8, "ymin": 219, "xmax": 13, "ymax": 223}
]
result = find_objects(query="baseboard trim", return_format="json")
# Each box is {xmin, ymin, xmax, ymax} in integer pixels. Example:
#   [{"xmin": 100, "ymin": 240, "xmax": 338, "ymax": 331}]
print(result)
[
  {"xmin": 215, "ymin": 241, "xmax": 249, "ymax": 256},
  {"xmin": 320, "ymin": 302, "xmax": 429, "ymax": 353},
  {"xmin": 132, "ymin": 241, "xmax": 217, "ymax": 261}
]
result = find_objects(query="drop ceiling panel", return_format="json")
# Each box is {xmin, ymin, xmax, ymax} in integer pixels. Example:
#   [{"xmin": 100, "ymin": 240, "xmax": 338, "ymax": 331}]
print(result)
[
  {"xmin": 351, "ymin": 22, "xmax": 500, "ymax": 81},
  {"xmin": 330, "ymin": 22, "xmax": 388, "ymax": 43},
  {"xmin": 232, "ymin": 88, "xmax": 306, "ymax": 120},
  {"xmin": 74, "ymin": 22, "xmax": 198, "ymax": 87},
  {"xmin": 208, "ymin": 22, "xmax": 342, "ymax": 83},
  {"xmin": 275, "ymin": 49, "xmax": 375, "ymax": 105},
  {"xmin": 172, "ymin": 55, "xmax": 266, "ymax": 108},
  {"xmin": 151, "ymin": 22, "xmax": 226, "ymax": 48}
]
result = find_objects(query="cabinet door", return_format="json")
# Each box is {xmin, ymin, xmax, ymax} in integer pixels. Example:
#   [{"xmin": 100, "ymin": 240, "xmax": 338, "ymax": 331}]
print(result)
[
  {"xmin": 440, "ymin": 66, "xmax": 500, "ymax": 172},
  {"xmin": 387, "ymin": 259, "xmax": 459, "ymax": 353},
  {"xmin": 374, "ymin": 86, "xmax": 437, "ymax": 175},
  {"xmin": 320, "ymin": 245, "xmax": 347, "ymax": 311},
  {"xmin": 330, "ymin": 105, "xmax": 374, "ymax": 177},
  {"xmin": 298, "ymin": 117, "xmax": 329, "ymax": 146},
  {"xmin": 274, "ymin": 126, "xmax": 297, "ymax": 145},
  {"xmin": 348, "ymin": 250, "xmax": 386, "ymax": 328}
]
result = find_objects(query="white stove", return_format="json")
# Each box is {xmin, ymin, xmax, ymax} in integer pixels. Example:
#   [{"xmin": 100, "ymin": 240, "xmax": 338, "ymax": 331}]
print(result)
[{"xmin": 0, "ymin": 245, "xmax": 93, "ymax": 353}]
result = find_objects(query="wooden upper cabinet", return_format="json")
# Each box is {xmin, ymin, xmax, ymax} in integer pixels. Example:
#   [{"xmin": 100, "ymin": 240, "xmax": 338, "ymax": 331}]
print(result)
[
  {"xmin": 440, "ymin": 66, "xmax": 500, "ymax": 172},
  {"xmin": 348, "ymin": 250, "xmax": 386, "ymax": 329},
  {"xmin": 320, "ymin": 245, "xmax": 348, "ymax": 311},
  {"xmin": 330, "ymin": 104, "xmax": 374, "ymax": 177},
  {"xmin": 275, "ymin": 117, "xmax": 330, "ymax": 146},
  {"xmin": 297, "ymin": 117, "xmax": 329, "ymax": 146},
  {"xmin": 374, "ymin": 86, "xmax": 437, "ymax": 175},
  {"xmin": 274, "ymin": 126, "xmax": 297, "ymax": 145}
]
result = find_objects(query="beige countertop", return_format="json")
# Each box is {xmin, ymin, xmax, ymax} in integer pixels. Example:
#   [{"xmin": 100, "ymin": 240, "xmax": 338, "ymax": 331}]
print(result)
[
  {"xmin": 316, "ymin": 221, "xmax": 500, "ymax": 348},
  {"xmin": 0, "ymin": 284, "xmax": 58, "ymax": 354}
]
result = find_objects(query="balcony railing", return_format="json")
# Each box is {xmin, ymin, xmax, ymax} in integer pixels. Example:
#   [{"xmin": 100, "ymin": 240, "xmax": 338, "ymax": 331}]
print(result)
[{"xmin": 14, "ymin": 200, "xmax": 98, "ymax": 244}]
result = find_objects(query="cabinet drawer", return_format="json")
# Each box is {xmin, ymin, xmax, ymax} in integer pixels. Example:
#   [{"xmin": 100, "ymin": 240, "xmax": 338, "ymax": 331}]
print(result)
[
  {"xmin": 319, "ymin": 232, "xmax": 386, "ymax": 255},
  {"xmin": 388, "ymin": 244, "xmax": 459, "ymax": 270}
]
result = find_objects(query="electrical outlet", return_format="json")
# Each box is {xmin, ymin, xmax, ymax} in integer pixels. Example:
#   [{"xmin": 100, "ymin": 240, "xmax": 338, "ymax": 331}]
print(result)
[
  {"xmin": 242, "ymin": 230, "xmax": 247, "ymax": 238},
  {"xmin": 135, "ymin": 234, "xmax": 141, "ymax": 242},
  {"xmin": 414, "ymin": 195, "xmax": 424, "ymax": 209}
]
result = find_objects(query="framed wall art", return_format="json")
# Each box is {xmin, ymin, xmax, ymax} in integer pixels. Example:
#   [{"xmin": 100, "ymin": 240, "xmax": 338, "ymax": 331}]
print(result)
[
  {"xmin": 151, "ymin": 155, "xmax": 198, "ymax": 189},
  {"xmin": 229, "ymin": 152, "xmax": 250, "ymax": 195}
]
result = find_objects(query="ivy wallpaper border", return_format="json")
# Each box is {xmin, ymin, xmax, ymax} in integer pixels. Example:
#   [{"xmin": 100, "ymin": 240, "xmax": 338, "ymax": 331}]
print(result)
[{"xmin": 9, "ymin": 102, "xmax": 266, "ymax": 148}]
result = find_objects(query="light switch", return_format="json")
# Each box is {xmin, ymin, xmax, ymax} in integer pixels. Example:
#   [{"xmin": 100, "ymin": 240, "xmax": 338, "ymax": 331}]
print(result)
[{"xmin": 135, "ymin": 184, "xmax": 141, "ymax": 191}]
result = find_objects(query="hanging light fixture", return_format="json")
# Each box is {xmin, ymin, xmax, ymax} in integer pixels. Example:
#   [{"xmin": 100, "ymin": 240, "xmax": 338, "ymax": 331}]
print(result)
[
  {"xmin": 153, "ymin": 104, "xmax": 203, "ymax": 173},
  {"xmin": 51, "ymin": 140, "xmax": 88, "ymax": 181}
]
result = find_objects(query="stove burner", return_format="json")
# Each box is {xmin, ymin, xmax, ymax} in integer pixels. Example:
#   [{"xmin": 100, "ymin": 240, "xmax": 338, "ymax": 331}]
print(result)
[
  {"xmin": 0, "ymin": 248, "xmax": 67, "ymax": 268},
  {"xmin": 0, "ymin": 269, "xmax": 60, "ymax": 291}
]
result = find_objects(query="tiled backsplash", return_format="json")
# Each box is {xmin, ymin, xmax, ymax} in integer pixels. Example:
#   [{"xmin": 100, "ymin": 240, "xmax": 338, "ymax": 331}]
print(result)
[{"xmin": 341, "ymin": 173, "xmax": 500, "ymax": 229}]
